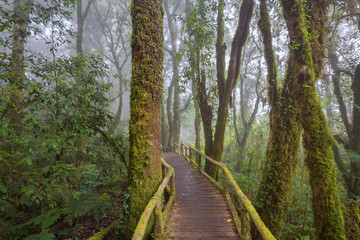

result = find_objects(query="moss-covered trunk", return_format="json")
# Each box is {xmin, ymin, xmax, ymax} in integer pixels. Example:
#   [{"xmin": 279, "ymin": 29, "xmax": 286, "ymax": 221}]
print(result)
[
  {"xmin": 349, "ymin": 64, "xmax": 360, "ymax": 197},
  {"xmin": 281, "ymin": 0, "xmax": 346, "ymax": 238},
  {"xmin": 122, "ymin": 0, "xmax": 164, "ymax": 238},
  {"xmin": 253, "ymin": 2, "xmax": 302, "ymax": 238}
]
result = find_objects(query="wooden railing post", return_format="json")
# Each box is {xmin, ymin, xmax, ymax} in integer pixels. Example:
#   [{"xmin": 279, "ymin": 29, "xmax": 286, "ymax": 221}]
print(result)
[
  {"xmin": 131, "ymin": 159, "xmax": 175, "ymax": 240},
  {"xmin": 178, "ymin": 142, "xmax": 276, "ymax": 240},
  {"xmin": 223, "ymin": 170, "xmax": 228, "ymax": 194},
  {"xmin": 197, "ymin": 152, "xmax": 201, "ymax": 170},
  {"xmin": 189, "ymin": 147, "xmax": 192, "ymax": 163},
  {"xmin": 154, "ymin": 203, "xmax": 164, "ymax": 239}
]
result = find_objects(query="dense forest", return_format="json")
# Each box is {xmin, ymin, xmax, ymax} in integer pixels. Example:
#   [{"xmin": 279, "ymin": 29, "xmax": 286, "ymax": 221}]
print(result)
[{"xmin": 0, "ymin": 0, "xmax": 359, "ymax": 239}]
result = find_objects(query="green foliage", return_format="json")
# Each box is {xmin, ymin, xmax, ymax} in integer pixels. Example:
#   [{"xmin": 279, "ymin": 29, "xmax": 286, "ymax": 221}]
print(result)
[
  {"xmin": 178, "ymin": 0, "xmax": 217, "ymax": 94},
  {"xmin": 0, "ymin": 1, "xmax": 128, "ymax": 238},
  {"xmin": 0, "ymin": 53, "xmax": 127, "ymax": 238}
]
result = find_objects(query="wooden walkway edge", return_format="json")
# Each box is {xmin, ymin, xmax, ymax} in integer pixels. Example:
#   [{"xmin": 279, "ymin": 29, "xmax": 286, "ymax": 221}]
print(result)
[{"xmin": 164, "ymin": 152, "xmax": 240, "ymax": 240}]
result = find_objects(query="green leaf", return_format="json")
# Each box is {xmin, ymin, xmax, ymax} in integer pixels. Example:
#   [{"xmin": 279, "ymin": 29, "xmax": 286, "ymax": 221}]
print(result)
[
  {"xmin": 0, "ymin": 183, "xmax": 7, "ymax": 193},
  {"xmin": 26, "ymin": 158, "xmax": 32, "ymax": 166},
  {"xmin": 24, "ymin": 229, "xmax": 55, "ymax": 240}
]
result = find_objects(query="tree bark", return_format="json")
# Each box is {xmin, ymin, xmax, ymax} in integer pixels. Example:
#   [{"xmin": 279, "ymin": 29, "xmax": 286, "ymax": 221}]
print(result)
[
  {"xmin": 328, "ymin": 43, "xmax": 351, "ymax": 136},
  {"xmin": 164, "ymin": 0, "xmax": 182, "ymax": 149},
  {"xmin": 281, "ymin": 0, "xmax": 346, "ymax": 238},
  {"xmin": 192, "ymin": 80, "xmax": 201, "ymax": 153},
  {"xmin": 112, "ymin": 77, "xmax": 124, "ymax": 131},
  {"xmin": 123, "ymin": 0, "xmax": 164, "ymax": 238},
  {"xmin": 166, "ymin": 80, "xmax": 174, "ymax": 148},
  {"xmin": 205, "ymin": 0, "xmax": 254, "ymax": 179},
  {"xmin": 76, "ymin": 0, "xmax": 95, "ymax": 56},
  {"xmin": 197, "ymin": 69, "xmax": 214, "ymax": 157},
  {"xmin": 349, "ymin": 64, "xmax": 360, "ymax": 197},
  {"xmin": 9, "ymin": 0, "xmax": 31, "ymax": 126}
]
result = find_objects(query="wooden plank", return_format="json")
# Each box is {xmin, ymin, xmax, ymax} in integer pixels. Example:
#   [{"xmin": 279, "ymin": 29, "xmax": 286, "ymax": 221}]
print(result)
[{"xmin": 164, "ymin": 152, "xmax": 240, "ymax": 240}]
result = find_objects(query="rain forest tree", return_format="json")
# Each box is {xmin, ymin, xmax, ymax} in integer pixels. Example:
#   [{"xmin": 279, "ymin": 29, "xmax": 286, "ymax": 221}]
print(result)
[
  {"xmin": 184, "ymin": 0, "xmax": 254, "ymax": 178},
  {"xmin": 76, "ymin": 0, "xmax": 95, "ymax": 55},
  {"xmin": 233, "ymin": 42, "xmax": 264, "ymax": 172},
  {"xmin": 206, "ymin": 0, "xmax": 254, "ymax": 178},
  {"xmin": 255, "ymin": 0, "xmax": 346, "ymax": 239},
  {"xmin": 121, "ymin": 0, "xmax": 164, "ymax": 238},
  {"xmin": 93, "ymin": 0, "xmax": 131, "ymax": 130},
  {"xmin": 164, "ymin": 0, "xmax": 183, "ymax": 149},
  {"xmin": 326, "ymin": 1, "xmax": 360, "ymax": 200}
]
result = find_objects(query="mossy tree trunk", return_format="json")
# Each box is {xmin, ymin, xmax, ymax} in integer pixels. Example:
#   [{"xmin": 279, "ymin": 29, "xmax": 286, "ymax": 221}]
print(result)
[
  {"xmin": 254, "ymin": 2, "xmax": 302, "ymax": 237},
  {"xmin": 192, "ymin": 71, "xmax": 201, "ymax": 153},
  {"xmin": 255, "ymin": 0, "xmax": 345, "ymax": 238},
  {"xmin": 281, "ymin": 0, "xmax": 346, "ymax": 238},
  {"xmin": 122, "ymin": 0, "xmax": 164, "ymax": 238},
  {"xmin": 185, "ymin": 0, "xmax": 202, "ymax": 155},
  {"xmin": 166, "ymin": 78, "xmax": 175, "ymax": 148},
  {"xmin": 349, "ymin": 64, "xmax": 360, "ymax": 197}
]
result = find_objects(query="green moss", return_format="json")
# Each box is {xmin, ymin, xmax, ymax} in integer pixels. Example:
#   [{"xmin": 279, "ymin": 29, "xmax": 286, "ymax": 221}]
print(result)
[
  {"xmin": 280, "ymin": 0, "xmax": 346, "ymax": 239},
  {"xmin": 256, "ymin": 0, "xmax": 346, "ymax": 239},
  {"xmin": 121, "ymin": 0, "xmax": 164, "ymax": 239},
  {"xmin": 254, "ymin": 99, "xmax": 301, "ymax": 239},
  {"xmin": 343, "ymin": 202, "xmax": 360, "ymax": 240}
]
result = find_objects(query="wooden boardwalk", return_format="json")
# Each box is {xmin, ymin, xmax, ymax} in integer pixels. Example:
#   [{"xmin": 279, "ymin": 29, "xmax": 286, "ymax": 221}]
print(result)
[{"xmin": 164, "ymin": 152, "xmax": 239, "ymax": 240}]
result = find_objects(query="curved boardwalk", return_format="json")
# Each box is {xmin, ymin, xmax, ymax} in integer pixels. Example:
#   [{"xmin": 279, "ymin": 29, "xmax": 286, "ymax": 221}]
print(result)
[{"xmin": 164, "ymin": 152, "xmax": 239, "ymax": 240}]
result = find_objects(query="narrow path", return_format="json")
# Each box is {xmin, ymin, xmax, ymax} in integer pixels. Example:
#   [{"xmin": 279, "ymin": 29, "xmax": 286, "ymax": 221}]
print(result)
[{"xmin": 164, "ymin": 152, "xmax": 239, "ymax": 240}]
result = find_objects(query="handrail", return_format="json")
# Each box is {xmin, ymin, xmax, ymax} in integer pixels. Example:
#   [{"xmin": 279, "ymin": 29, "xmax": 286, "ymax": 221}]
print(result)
[
  {"xmin": 131, "ymin": 157, "xmax": 176, "ymax": 240},
  {"xmin": 179, "ymin": 143, "xmax": 276, "ymax": 240},
  {"xmin": 87, "ymin": 158, "xmax": 175, "ymax": 240}
]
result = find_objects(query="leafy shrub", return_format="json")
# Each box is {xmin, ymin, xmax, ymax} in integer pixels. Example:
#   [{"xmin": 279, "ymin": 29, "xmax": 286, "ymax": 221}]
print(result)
[{"xmin": 0, "ymin": 54, "xmax": 127, "ymax": 239}]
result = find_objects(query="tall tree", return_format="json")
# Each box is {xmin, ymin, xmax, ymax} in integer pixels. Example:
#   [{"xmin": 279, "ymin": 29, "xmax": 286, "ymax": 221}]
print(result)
[
  {"xmin": 327, "ymin": 1, "xmax": 360, "ymax": 199},
  {"xmin": 254, "ymin": 1, "xmax": 301, "ymax": 237},
  {"xmin": 193, "ymin": 0, "xmax": 254, "ymax": 178},
  {"xmin": 233, "ymin": 45, "xmax": 263, "ymax": 172},
  {"xmin": 211, "ymin": 0, "xmax": 254, "ymax": 177},
  {"xmin": 255, "ymin": 0, "xmax": 346, "ymax": 239},
  {"xmin": 122, "ymin": 0, "xmax": 164, "ymax": 238},
  {"xmin": 164, "ymin": 0, "xmax": 183, "ymax": 149},
  {"xmin": 9, "ymin": 0, "xmax": 32, "ymax": 126},
  {"xmin": 93, "ymin": 0, "xmax": 131, "ymax": 131},
  {"xmin": 76, "ymin": 0, "xmax": 95, "ymax": 55}
]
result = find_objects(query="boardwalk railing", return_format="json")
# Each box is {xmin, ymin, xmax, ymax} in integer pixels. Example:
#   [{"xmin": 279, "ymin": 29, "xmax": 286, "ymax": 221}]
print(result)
[
  {"xmin": 180, "ymin": 143, "xmax": 276, "ymax": 240},
  {"xmin": 132, "ymin": 157, "xmax": 176, "ymax": 240},
  {"xmin": 87, "ymin": 158, "xmax": 175, "ymax": 240}
]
